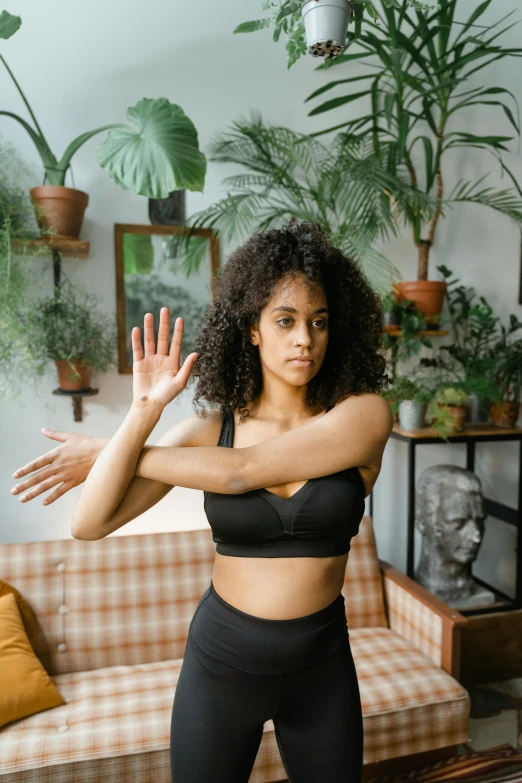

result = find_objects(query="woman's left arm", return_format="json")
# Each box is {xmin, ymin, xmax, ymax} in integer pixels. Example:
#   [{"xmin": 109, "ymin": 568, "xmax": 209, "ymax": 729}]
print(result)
[{"xmin": 136, "ymin": 393, "xmax": 393, "ymax": 492}]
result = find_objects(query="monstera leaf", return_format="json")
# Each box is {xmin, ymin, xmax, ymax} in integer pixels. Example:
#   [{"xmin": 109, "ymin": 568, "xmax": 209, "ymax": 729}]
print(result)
[{"xmin": 96, "ymin": 98, "xmax": 207, "ymax": 199}]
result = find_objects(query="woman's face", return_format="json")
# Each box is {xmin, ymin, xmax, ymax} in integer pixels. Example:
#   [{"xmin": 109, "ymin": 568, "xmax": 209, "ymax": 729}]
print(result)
[{"xmin": 249, "ymin": 273, "xmax": 329, "ymax": 385}]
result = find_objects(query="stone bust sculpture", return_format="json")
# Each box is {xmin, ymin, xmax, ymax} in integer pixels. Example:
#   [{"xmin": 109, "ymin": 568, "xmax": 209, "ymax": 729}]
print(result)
[{"xmin": 414, "ymin": 464, "xmax": 494, "ymax": 609}]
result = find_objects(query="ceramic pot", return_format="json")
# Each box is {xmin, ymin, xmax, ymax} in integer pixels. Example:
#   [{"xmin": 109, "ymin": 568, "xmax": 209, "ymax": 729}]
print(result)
[
  {"xmin": 54, "ymin": 359, "xmax": 92, "ymax": 391},
  {"xmin": 398, "ymin": 400, "xmax": 426, "ymax": 431},
  {"xmin": 30, "ymin": 186, "xmax": 89, "ymax": 238},
  {"xmin": 301, "ymin": 0, "xmax": 353, "ymax": 58}
]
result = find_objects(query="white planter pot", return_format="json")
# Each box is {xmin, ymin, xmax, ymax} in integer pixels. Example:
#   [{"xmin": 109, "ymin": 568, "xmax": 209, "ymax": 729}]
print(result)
[{"xmin": 301, "ymin": 0, "xmax": 353, "ymax": 58}]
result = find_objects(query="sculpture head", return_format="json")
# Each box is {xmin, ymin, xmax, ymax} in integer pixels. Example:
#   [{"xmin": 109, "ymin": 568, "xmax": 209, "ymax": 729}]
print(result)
[{"xmin": 414, "ymin": 465, "xmax": 486, "ymax": 564}]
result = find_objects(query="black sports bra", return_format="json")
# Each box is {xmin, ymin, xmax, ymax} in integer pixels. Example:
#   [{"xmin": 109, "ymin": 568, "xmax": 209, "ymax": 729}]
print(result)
[{"xmin": 204, "ymin": 407, "xmax": 366, "ymax": 558}]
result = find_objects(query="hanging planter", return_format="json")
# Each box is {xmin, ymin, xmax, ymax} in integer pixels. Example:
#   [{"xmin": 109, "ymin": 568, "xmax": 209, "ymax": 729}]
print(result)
[{"xmin": 301, "ymin": 0, "xmax": 353, "ymax": 59}]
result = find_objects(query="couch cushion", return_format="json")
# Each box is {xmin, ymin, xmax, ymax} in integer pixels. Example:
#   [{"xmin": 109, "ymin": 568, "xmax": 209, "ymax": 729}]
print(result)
[
  {"xmin": 346, "ymin": 627, "xmax": 471, "ymax": 763},
  {"xmin": 0, "ymin": 627, "xmax": 470, "ymax": 776},
  {"xmin": 0, "ymin": 655, "xmax": 287, "ymax": 783}
]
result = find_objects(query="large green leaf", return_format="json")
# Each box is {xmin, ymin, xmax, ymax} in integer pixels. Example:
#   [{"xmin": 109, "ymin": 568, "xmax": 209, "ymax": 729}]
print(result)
[
  {"xmin": 96, "ymin": 98, "xmax": 206, "ymax": 199},
  {"xmin": 0, "ymin": 10, "xmax": 21, "ymax": 39},
  {"xmin": 123, "ymin": 233, "xmax": 154, "ymax": 275}
]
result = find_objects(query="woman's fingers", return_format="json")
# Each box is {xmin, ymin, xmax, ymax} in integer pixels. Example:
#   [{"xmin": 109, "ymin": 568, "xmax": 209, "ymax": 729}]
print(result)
[
  {"xmin": 11, "ymin": 465, "xmax": 56, "ymax": 494},
  {"xmin": 132, "ymin": 326, "xmax": 144, "ymax": 363},
  {"xmin": 169, "ymin": 316, "xmax": 184, "ymax": 365},
  {"xmin": 157, "ymin": 308, "xmax": 170, "ymax": 356},
  {"xmin": 16, "ymin": 474, "xmax": 60, "ymax": 503},
  {"xmin": 41, "ymin": 428, "xmax": 70, "ymax": 442},
  {"xmin": 42, "ymin": 482, "xmax": 72, "ymax": 506},
  {"xmin": 143, "ymin": 312, "xmax": 156, "ymax": 357},
  {"xmin": 13, "ymin": 454, "xmax": 55, "ymax": 479}
]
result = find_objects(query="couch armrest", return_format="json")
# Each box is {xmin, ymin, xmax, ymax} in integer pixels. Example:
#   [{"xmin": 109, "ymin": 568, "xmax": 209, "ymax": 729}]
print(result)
[{"xmin": 379, "ymin": 559, "xmax": 468, "ymax": 681}]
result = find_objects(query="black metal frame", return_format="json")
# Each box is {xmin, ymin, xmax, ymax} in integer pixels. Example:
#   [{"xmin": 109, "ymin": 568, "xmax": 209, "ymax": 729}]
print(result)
[{"xmin": 369, "ymin": 427, "xmax": 522, "ymax": 616}]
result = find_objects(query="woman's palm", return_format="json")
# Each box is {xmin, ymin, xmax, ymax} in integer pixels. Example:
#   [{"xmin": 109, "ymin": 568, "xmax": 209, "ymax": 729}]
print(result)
[{"xmin": 132, "ymin": 308, "xmax": 198, "ymax": 409}]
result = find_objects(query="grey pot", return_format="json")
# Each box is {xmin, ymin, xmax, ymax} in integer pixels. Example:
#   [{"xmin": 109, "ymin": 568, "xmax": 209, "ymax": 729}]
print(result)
[
  {"xmin": 301, "ymin": 0, "xmax": 353, "ymax": 58},
  {"xmin": 399, "ymin": 400, "xmax": 427, "ymax": 431},
  {"xmin": 466, "ymin": 393, "xmax": 490, "ymax": 424}
]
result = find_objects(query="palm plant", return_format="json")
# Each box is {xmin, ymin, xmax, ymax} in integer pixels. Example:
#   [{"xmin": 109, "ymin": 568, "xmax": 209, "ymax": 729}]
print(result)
[
  {"xmin": 301, "ymin": 0, "xmax": 522, "ymax": 281},
  {"xmin": 164, "ymin": 110, "xmax": 433, "ymax": 294}
]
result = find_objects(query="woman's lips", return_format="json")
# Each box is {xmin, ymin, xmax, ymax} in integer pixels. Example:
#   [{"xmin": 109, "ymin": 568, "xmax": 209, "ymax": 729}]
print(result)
[{"xmin": 290, "ymin": 359, "xmax": 313, "ymax": 366}]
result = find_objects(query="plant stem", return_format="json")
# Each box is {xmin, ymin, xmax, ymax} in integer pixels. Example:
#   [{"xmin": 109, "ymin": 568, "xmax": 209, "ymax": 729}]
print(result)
[{"xmin": 0, "ymin": 53, "xmax": 51, "ymax": 151}]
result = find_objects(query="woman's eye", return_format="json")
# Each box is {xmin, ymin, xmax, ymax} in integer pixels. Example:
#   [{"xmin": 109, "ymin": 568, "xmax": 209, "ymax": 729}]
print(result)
[{"xmin": 276, "ymin": 319, "xmax": 327, "ymax": 328}]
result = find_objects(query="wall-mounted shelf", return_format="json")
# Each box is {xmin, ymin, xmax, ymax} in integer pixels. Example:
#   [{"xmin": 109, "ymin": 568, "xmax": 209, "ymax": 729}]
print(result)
[
  {"xmin": 52, "ymin": 387, "xmax": 99, "ymax": 422},
  {"xmin": 382, "ymin": 327, "xmax": 449, "ymax": 338},
  {"xmin": 14, "ymin": 236, "xmax": 90, "ymax": 259}
]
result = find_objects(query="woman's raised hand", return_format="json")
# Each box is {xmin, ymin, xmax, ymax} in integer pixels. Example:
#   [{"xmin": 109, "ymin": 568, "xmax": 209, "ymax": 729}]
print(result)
[
  {"xmin": 10, "ymin": 429, "xmax": 108, "ymax": 505},
  {"xmin": 132, "ymin": 308, "xmax": 198, "ymax": 411}
]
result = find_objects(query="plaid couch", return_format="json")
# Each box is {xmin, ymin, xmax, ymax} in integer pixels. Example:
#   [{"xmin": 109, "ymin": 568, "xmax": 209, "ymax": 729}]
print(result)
[{"xmin": 0, "ymin": 516, "xmax": 470, "ymax": 782}]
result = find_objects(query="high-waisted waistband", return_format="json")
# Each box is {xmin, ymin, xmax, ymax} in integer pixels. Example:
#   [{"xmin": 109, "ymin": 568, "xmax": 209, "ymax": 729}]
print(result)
[{"xmin": 187, "ymin": 580, "xmax": 349, "ymax": 676}]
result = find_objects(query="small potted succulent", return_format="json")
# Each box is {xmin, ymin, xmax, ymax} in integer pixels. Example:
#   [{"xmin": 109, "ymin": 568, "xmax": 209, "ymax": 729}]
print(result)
[
  {"xmin": 431, "ymin": 385, "xmax": 471, "ymax": 435},
  {"xmin": 20, "ymin": 278, "xmax": 117, "ymax": 391}
]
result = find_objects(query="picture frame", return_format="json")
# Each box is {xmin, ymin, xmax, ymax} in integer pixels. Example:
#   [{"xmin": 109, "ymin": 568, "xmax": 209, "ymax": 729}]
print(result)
[{"xmin": 114, "ymin": 223, "xmax": 220, "ymax": 374}]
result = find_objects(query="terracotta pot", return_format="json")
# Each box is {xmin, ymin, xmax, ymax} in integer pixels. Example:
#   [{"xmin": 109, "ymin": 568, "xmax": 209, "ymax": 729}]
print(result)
[
  {"xmin": 393, "ymin": 280, "xmax": 447, "ymax": 323},
  {"xmin": 54, "ymin": 359, "xmax": 92, "ymax": 391},
  {"xmin": 30, "ymin": 186, "xmax": 89, "ymax": 239},
  {"xmin": 489, "ymin": 400, "xmax": 521, "ymax": 428},
  {"xmin": 439, "ymin": 404, "xmax": 467, "ymax": 432}
]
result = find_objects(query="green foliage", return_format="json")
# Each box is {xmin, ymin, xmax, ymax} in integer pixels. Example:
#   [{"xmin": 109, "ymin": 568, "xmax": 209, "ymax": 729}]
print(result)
[
  {"xmin": 0, "ymin": 11, "xmax": 206, "ymax": 197},
  {"xmin": 234, "ymin": 0, "xmax": 441, "ymax": 69},
  {"xmin": 302, "ymin": 0, "xmax": 522, "ymax": 277},
  {"xmin": 0, "ymin": 134, "xmax": 44, "ymax": 399},
  {"xmin": 236, "ymin": 0, "xmax": 522, "ymax": 280},
  {"xmin": 163, "ymin": 111, "xmax": 435, "ymax": 293},
  {"xmin": 20, "ymin": 278, "xmax": 118, "ymax": 372},
  {"xmin": 434, "ymin": 385, "xmax": 471, "ymax": 405}
]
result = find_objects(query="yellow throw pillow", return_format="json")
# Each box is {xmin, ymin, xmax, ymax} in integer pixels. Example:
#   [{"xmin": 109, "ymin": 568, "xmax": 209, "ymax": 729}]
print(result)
[{"xmin": 0, "ymin": 591, "xmax": 66, "ymax": 728}]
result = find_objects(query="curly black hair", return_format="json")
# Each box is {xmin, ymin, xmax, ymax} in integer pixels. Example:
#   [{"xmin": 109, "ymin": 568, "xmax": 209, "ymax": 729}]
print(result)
[{"xmin": 191, "ymin": 217, "xmax": 390, "ymax": 422}]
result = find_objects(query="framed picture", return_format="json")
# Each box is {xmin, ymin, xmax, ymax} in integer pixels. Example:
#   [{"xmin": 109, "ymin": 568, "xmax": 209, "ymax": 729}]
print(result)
[{"xmin": 114, "ymin": 224, "xmax": 220, "ymax": 374}]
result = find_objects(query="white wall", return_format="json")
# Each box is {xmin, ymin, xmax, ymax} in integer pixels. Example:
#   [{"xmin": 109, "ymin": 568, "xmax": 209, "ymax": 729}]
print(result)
[{"xmin": 1, "ymin": 1, "xmax": 522, "ymax": 601}]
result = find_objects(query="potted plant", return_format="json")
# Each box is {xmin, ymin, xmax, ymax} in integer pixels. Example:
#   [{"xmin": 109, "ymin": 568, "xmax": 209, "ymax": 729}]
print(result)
[
  {"xmin": 433, "ymin": 265, "xmax": 505, "ymax": 422},
  {"xmin": 234, "ymin": 0, "xmax": 438, "ymax": 68},
  {"xmin": 236, "ymin": 1, "xmax": 522, "ymax": 319},
  {"xmin": 431, "ymin": 385, "xmax": 471, "ymax": 434},
  {"xmin": 0, "ymin": 11, "xmax": 206, "ymax": 238},
  {"xmin": 383, "ymin": 374, "xmax": 432, "ymax": 430},
  {"xmin": 20, "ymin": 278, "xmax": 117, "ymax": 391},
  {"xmin": 382, "ymin": 298, "xmax": 435, "ymax": 383},
  {"xmin": 486, "ymin": 317, "xmax": 522, "ymax": 428}
]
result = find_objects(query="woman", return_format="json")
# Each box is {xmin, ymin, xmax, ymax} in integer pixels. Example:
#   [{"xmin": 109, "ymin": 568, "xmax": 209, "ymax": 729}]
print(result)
[{"xmin": 11, "ymin": 218, "xmax": 393, "ymax": 782}]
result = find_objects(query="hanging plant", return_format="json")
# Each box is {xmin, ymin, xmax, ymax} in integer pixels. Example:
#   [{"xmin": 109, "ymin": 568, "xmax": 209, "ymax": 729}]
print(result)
[{"xmin": 234, "ymin": 0, "xmax": 440, "ymax": 68}]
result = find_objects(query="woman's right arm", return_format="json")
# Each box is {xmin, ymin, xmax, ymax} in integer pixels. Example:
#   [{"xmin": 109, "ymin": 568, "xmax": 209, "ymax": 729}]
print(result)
[
  {"xmin": 10, "ymin": 410, "xmax": 222, "ymax": 539},
  {"xmin": 84, "ymin": 411, "xmax": 221, "ymax": 539}
]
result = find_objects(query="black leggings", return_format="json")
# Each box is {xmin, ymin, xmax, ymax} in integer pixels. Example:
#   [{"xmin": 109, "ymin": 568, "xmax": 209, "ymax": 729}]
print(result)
[{"xmin": 170, "ymin": 581, "xmax": 363, "ymax": 783}]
